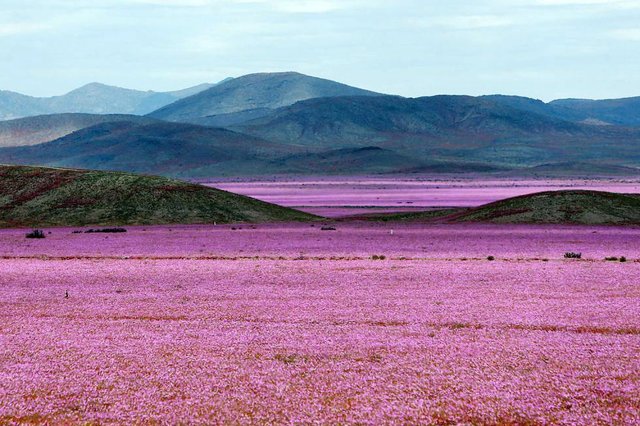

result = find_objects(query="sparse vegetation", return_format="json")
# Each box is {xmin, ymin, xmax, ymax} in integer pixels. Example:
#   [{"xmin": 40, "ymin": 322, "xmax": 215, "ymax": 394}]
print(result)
[
  {"xmin": 85, "ymin": 228, "xmax": 127, "ymax": 233},
  {"xmin": 450, "ymin": 191, "xmax": 640, "ymax": 225},
  {"xmin": 0, "ymin": 165, "xmax": 316, "ymax": 228},
  {"xmin": 25, "ymin": 229, "xmax": 45, "ymax": 239},
  {"xmin": 564, "ymin": 252, "xmax": 582, "ymax": 259}
]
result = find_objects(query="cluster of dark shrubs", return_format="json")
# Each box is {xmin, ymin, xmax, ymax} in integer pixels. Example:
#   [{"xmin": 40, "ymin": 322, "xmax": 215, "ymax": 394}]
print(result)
[
  {"xmin": 564, "ymin": 252, "xmax": 582, "ymax": 259},
  {"xmin": 487, "ymin": 256, "xmax": 495, "ymax": 261},
  {"xmin": 370, "ymin": 254, "xmax": 386, "ymax": 260},
  {"xmin": 73, "ymin": 228, "xmax": 127, "ymax": 234},
  {"xmin": 605, "ymin": 256, "xmax": 627, "ymax": 262},
  {"xmin": 86, "ymin": 228, "xmax": 127, "ymax": 233},
  {"xmin": 320, "ymin": 226, "xmax": 336, "ymax": 231},
  {"xmin": 25, "ymin": 229, "xmax": 45, "ymax": 239}
]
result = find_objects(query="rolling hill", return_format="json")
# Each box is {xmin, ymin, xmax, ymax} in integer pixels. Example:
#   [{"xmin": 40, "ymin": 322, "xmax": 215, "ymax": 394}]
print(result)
[
  {"xmin": 549, "ymin": 97, "xmax": 640, "ymax": 127},
  {"xmin": 148, "ymin": 72, "xmax": 382, "ymax": 123},
  {"xmin": 1, "ymin": 73, "xmax": 639, "ymax": 177},
  {"xmin": 0, "ymin": 121, "xmax": 304, "ymax": 177},
  {"xmin": 269, "ymin": 146, "xmax": 423, "ymax": 174},
  {"xmin": 484, "ymin": 95, "xmax": 640, "ymax": 127},
  {"xmin": 451, "ymin": 190, "xmax": 640, "ymax": 225},
  {"xmin": 3, "ymin": 94, "xmax": 640, "ymax": 177},
  {"xmin": 0, "ymin": 81, "xmax": 219, "ymax": 120},
  {"xmin": 0, "ymin": 164, "xmax": 315, "ymax": 227},
  {"xmin": 0, "ymin": 113, "xmax": 158, "ymax": 147},
  {"xmin": 369, "ymin": 190, "xmax": 640, "ymax": 225},
  {"xmin": 500, "ymin": 162, "xmax": 640, "ymax": 178},
  {"xmin": 233, "ymin": 94, "xmax": 640, "ymax": 169},
  {"xmin": 0, "ymin": 121, "xmax": 447, "ymax": 176},
  {"xmin": 235, "ymin": 94, "xmax": 580, "ymax": 146}
]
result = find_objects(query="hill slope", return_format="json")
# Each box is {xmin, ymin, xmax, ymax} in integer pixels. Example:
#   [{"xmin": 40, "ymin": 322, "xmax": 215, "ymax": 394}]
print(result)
[
  {"xmin": 0, "ymin": 113, "xmax": 159, "ymax": 147},
  {"xmin": 0, "ymin": 121, "xmax": 301, "ymax": 177},
  {"xmin": 234, "ymin": 95, "xmax": 640, "ymax": 168},
  {"xmin": 148, "ymin": 72, "xmax": 382, "ymax": 123},
  {"xmin": 549, "ymin": 97, "xmax": 640, "ymax": 126},
  {"xmin": 363, "ymin": 190, "xmax": 640, "ymax": 225},
  {"xmin": 5, "ymin": 95, "xmax": 640, "ymax": 177},
  {"xmin": 236, "ymin": 94, "xmax": 580, "ymax": 145},
  {"xmin": 484, "ymin": 95, "xmax": 640, "ymax": 127},
  {"xmin": 0, "ymin": 165, "xmax": 315, "ymax": 227},
  {"xmin": 450, "ymin": 190, "xmax": 640, "ymax": 225},
  {"xmin": 0, "ymin": 82, "xmax": 218, "ymax": 120}
]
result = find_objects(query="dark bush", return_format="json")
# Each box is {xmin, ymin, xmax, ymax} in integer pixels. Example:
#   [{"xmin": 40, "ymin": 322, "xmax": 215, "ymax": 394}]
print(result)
[
  {"xmin": 605, "ymin": 257, "xmax": 619, "ymax": 261},
  {"xmin": 564, "ymin": 252, "xmax": 582, "ymax": 259},
  {"xmin": 620, "ymin": 256, "xmax": 627, "ymax": 263},
  {"xmin": 371, "ymin": 255, "xmax": 386, "ymax": 260},
  {"xmin": 320, "ymin": 226, "xmax": 336, "ymax": 231},
  {"xmin": 487, "ymin": 256, "xmax": 495, "ymax": 261},
  {"xmin": 25, "ymin": 229, "xmax": 45, "ymax": 239},
  {"xmin": 85, "ymin": 228, "xmax": 127, "ymax": 233}
]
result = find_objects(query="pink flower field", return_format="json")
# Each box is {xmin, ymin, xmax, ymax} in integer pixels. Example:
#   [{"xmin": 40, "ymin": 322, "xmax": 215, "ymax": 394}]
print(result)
[
  {"xmin": 1, "ymin": 224, "xmax": 640, "ymax": 424},
  {"xmin": 208, "ymin": 177, "xmax": 640, "ymax": 217}
]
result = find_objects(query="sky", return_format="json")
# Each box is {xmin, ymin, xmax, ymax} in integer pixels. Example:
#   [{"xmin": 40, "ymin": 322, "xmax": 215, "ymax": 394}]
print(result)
[{"xmin": 1, "ymin": 0, "xmax": 639, "ymax": 101}]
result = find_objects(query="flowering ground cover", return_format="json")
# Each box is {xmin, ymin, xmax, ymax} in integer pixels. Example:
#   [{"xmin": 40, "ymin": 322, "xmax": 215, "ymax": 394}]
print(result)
[
  {"xmin": 1, "ymin": 222, "xmax": 640, "ymax": 259},
  {"xmin": 208, "ymin": 177, "xmax": 640, "ymax": 217},
  {"xmin": 1, "ymin": 224, "xmax": 639, "ymax": 424}
]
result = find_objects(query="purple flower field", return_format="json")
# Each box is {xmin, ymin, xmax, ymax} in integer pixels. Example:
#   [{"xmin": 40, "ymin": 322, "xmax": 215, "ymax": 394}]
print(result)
[
  {"xmin": 209, "ymin": 177, "xmax": 640, "ymax": 217},
  {"xmin": 1, "ymin": 223, "xmax": 640, "ymax": 424}
]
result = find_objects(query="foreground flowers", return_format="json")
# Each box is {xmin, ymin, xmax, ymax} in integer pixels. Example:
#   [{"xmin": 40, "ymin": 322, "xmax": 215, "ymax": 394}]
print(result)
[{"xmin": 0, "ymin": 224, "xmax": 639, "ymax": 424}]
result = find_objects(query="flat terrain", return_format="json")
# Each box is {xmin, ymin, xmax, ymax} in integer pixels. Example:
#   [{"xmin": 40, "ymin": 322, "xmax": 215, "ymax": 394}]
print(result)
[
  {"xmin": 1, "ymin": 223, "xmax": 639, "ymax": 424},
  {"xmin": 207, "ymin": 177, "xmax": 640, "ymax": 217}
]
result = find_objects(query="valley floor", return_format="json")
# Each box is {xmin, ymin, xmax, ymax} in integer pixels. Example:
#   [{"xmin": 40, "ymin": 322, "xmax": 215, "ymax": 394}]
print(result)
[
  {"xmin": 206, "ymin": 176, "xmax": 640, "ymax": 217},
  {"xmin": 1, "ymin": 223, "xmax": 639, "ymax": 423}
]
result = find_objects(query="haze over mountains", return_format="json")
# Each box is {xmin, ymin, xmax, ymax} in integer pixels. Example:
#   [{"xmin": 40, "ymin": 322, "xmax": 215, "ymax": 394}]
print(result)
[
  {"xmin": 0, "ymin": 81, "xmax": 222, "ymax": 120},
  {"xmin": 482, "ymin": 95, "xmax": 640, "ymax": 127},
  {"xmin": 0, "ymin": 71, "xmax": 639, "ymax": 177},
  {"xmin": 0, "ymin": 113, "xmax": 158, "ymax": 147}
]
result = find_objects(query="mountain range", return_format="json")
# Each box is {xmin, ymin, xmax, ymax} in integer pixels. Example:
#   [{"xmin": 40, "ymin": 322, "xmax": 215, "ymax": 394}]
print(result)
[
  {"xmin": 0, "ymin": 72, "xmax": 639, "ymax": 177},
  {"xmin": 0, "ymin": 80, "xmax": 225, "ymax": 120},
  {"xmin": 148, "ymin": 72, "xmax": 382, "ymax": 125},
  {"xmin": 0, "ymin": 113, "xmax": 158, "ymax": 147}
]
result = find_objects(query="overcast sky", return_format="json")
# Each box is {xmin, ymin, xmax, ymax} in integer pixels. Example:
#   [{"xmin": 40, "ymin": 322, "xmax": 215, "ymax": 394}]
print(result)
[{"xmin": 1, "ymin": 0, "xmax": 639, "ymax": 100}]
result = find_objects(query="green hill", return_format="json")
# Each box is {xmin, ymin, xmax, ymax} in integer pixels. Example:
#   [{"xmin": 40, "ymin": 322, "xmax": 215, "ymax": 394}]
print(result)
[
  {"xmin": 361, "ymin": 190, "xmax": 640, "ymax": 225},
  {"xmin": 451, "ymin": 190, "xmax": 640, "ymax": 225},
  {"xmin": 0, "ymin": 165, "xmax": 315, "ymax": 227}
]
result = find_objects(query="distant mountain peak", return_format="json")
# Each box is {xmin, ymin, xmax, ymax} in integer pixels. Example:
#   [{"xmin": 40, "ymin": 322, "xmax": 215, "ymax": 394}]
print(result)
[
  {"xmin": 148, "ymin": 71, "xmax": 383, "ymax": 122},
  {"xmin": 0, "ymin": 81, "xmax": 221, "ymax": 120}
]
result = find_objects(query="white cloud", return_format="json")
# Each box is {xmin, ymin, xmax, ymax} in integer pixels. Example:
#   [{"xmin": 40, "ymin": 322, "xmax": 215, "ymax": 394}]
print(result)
[
  {"xmin": 412, "ymin": 14, "xmax": 514, "ymax": 30},
  {"xmin": 533, "ymin": 0, "xmax": 640, "ymax": 7},
  {"xmin": 610, "ymin": 28, "xmax": 640, "ymax": 41},
  {"xmin": 183, "ymin": 36, "xmax": 231, "ymax": 53},
  {"xmin": 536, "ymin": 0, "xmax": 616, "ymax": 4},
  {"xmin": 130, "ymin": 0, "xmax": 212, "ymax": 4},
  {"xmin": 234, "ymin": 0, "xmax": 359, "ymax": 13},
  {"xmin": 118, "ymin": 0, "xmax": 357, "ymax": 13},
  {"xmin": 0, "ymin": 22, "xmax": 52, "ymax": 36},
  {"xmin": 271, "ymin": 1, "xmax": 344, "ymax": 13}
]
